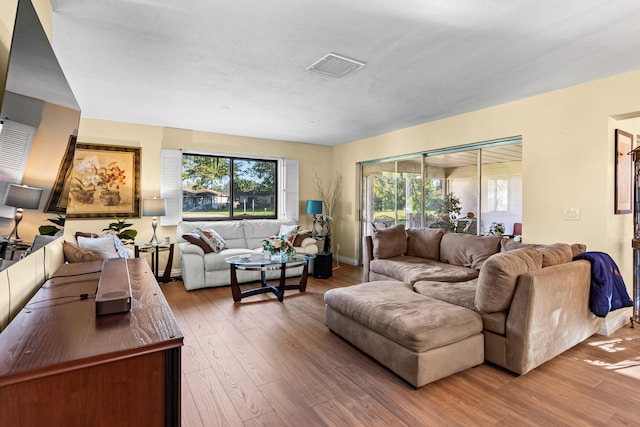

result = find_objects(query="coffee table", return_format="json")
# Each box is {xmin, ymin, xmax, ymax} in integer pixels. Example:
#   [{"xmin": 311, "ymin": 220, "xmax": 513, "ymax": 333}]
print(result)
[{"xmin": 225, "ymin": 254, "xmax": 316, "ymax": 302}]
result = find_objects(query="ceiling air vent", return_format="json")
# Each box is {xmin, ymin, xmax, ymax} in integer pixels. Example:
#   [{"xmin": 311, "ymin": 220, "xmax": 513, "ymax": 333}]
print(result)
[{"xmin": 306, "ymin": 53, "xmax": 366, "ymax": 78}]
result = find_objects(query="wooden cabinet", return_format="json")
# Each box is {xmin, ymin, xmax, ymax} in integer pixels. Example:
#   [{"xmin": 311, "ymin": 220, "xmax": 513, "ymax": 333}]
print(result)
[{"xmin": 0, "ymin": 258, "xmax": 183, "ymax": 426}]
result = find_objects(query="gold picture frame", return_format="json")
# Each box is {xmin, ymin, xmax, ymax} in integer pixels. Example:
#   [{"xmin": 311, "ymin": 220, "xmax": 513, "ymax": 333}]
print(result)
[
  {"xmin": 615, "ymin": 129, "xmax": 633, "ymax": 214},
  {"xmin": 44, "ymin": 135, "xmax": 77, "ymax": 213},
  {"xmin": 64, "ymin": 143, "xmax": 141, "ymax": 219}
]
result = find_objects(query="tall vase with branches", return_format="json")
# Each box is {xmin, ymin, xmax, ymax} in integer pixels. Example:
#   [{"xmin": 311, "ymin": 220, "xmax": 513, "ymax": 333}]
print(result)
[{"xmin": 312, "ymin": 170, "xmax": 342, "ymax": 253}]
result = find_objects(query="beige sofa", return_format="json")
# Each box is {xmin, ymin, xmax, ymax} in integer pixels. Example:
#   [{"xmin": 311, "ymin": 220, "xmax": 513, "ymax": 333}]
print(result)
[
  {"xmin": 177, "ymin": 218, "xmax": 318, "ymax": 290},
  {"xmin": 325, "ymin": 225, "xmax": 602, "ymax": 386}
]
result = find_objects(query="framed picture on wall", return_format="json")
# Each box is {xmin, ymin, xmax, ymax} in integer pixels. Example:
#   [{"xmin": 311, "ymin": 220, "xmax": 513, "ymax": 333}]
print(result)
[
  {"xmin": 615, "ymin": 129, "xmax": 633, "ymax": 214},
  {"xmin": 61, "ymin": 143, "xmax": 141, "ymax": 219},
  {"xmin": 44, "ymin": 135, "xmax": 76, "ymax": 213}
]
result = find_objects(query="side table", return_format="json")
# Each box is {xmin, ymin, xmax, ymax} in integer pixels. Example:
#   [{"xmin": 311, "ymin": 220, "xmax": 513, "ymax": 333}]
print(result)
[{"xmin": 134, "ymin": 242, "xmax": 175, "ymax": 283}]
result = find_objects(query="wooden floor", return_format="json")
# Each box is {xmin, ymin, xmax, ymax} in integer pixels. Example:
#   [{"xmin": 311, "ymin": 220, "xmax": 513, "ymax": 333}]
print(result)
[{"xmin": 161, "ymin": 262, "xmax": 640, "ymax": 427}]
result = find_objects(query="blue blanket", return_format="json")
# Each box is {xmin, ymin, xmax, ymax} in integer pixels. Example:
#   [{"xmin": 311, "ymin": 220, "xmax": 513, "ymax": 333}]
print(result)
[{"xmin": 574, "ymin": 251, "xmax": 633, "ymax": 318}]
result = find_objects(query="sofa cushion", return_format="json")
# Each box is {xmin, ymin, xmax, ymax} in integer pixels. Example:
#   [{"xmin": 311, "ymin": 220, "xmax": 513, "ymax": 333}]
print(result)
[
  {"xmin": 182, "ymin": 232, "xmax": 213, "ymax": 253},
  {"xmin": 63, "ymin": 240, "xmax": 103, "ymax": 263},
  {"xmin": 178, "ymin": 220, "xmax": 247, "ymax": 249},
  {"xmin": 324, "ymin": 281, "xmax": 482, "ymax": 353},
  {"xmin": 77, "ymin": 235, "xmax": 120, "ymax": 259},
  {"xmin": 406, "ymin": 228, "xmax": 445, "ymax": 261},
  {"xmin": 278, "ymin": 224, "xmax": 299, "ymax": 244},
  {"xmin": 500, "ymin": 238, "xmax": 539, "ymax": 252},
  {"xmin": 475, "ymin": 247, "xmax": 543, "ymax": 313},
  {"xmin": 412, "ymin": 279, "xmax": 507, "ymax": 334},
  {"xmin": 204, "ymin": 248, "xmax": 261, "ymax": 271},
  {"xmin": 536, "ymin": 243, "xmax": 573, "ymax": 267},
  {"xmin": 243, "ymin": 218, "xmax": 297, "ymax": 249},
  {"xmin": 440, "ymin": 234, "xmax": 501, "ymax": 269},
  {"xmin": 571, "ymin": 243, "xmax": 587, "ymax": 258},
  {"xmin": 372, "ymin": 225, "xmax": 407, "ymax": 259},
  {"xmin": 413, "ymin": 279, "xmax": 477, "ymax": 310},
  {"xmin": 197, "ymin": 228, "xmax": 227, "ymax": 253},
  {"xmin": 293, "ymin": 230, "xmax": 312, "ymax": 247},
  {"xmin": 370, "ymin": 256, "xmax": 479, "ymax": 285}
]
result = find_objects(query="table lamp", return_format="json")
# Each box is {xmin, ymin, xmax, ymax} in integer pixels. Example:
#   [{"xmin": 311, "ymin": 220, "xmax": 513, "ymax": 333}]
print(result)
[
  {"xmin": 306, "ymin": 199, "xmax": 323, "ymax": 237},
  {"xmin": 3, "ymin": 183, "xmax": 43, "ymax": 242},
  {"xmin": 142, "ymin": 197, "xmax": 167, "ymax": 245}
]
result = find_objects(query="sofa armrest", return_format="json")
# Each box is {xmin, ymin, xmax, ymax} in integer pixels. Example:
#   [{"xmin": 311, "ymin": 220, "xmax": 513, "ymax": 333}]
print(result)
[
  {"xmin": 180, "ymin": 242, "xmax": 205, "ymax": 256},
  {"xmin": 362, "ymin": 235, "xmax": 374, "ymax": 282},
  {"xmin": 505, "ymin": 260, "xmax": 602, "ymax": 374},
  {"xmin": 299, "ymin": 237, "xmax": 317, "ymax": 248},
  {"xmin": 295, "ymin": 237, "xmax": 318, "ymax": 255}
]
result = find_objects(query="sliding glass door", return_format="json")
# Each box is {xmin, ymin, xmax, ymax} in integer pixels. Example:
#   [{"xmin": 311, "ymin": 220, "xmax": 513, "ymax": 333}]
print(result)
[{"xmin": 361, "ymin": 139, "xmax": 522, "ymax": 244}]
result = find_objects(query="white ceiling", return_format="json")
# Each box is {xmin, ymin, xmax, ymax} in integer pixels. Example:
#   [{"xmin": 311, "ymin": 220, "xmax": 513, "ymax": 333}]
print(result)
[{"xmin": 48, "ymin": 0, "xmax": 640, "ymax": 146}]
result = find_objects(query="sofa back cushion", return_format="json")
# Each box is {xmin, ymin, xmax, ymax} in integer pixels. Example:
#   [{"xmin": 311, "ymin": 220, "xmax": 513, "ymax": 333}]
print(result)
[
  {"xmin": 178, "ymin": 220, "xmax": 246, "ymax": 248},
  {"xmin": 500, "ymin": 238, "xmax": 539, "ymax": 252},
  {"xmin": 243, "ymin": 218, "xmax": 297, "ymax": 249},
  {"xmin": 536, "ymin": 243, "xmax": 573, "ymax": 267},
  {"xmin": 475, "ymin": 247, "xmax": 543, "ymax": 313},
  {"xmin": 440, "ymin": 234, "xmax": 501, "ymax": 269},
  {"xmin": 372, "ymin": 225, "xmax": 406, "ymax": 259},
  {"xmin": 570, "ymin": 243, "xmax": 587, "ymax": 258},
  {"xmin": 406, "ymin": 228, "xmax": 445, "ymax": 261}
]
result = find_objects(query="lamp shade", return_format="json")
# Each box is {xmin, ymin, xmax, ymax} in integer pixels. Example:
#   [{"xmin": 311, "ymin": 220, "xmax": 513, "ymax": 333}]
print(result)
[
  {"xmin": 142, "ymin": 197, "xmax": 167, "ymax": 216},
  {"xmin": 4, "ymin": 184, "xmax": 42, "ymax": 209},
  {"xmin": 306, "ymin": 200, "xmax": 322, "ymax": 215}
]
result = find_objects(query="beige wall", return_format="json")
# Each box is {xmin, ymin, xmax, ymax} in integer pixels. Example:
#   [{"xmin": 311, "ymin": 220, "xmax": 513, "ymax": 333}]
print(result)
[
  {"xmin": 334, "ymin": 70, "xmax": 640, "ymax": 290},
  {"xmin": 65, "ymin": 119, "xmax": 333, "ymax": 271}
]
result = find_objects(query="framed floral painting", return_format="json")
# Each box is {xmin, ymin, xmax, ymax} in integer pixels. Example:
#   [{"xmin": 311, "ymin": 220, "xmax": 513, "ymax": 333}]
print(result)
[{"xmin": 64, "ymin": 143, "xmax": 141, "ymax": 218}]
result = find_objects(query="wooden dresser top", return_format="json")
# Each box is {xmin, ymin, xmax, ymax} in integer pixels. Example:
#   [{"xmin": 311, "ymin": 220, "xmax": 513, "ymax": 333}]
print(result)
[{"xmin": 0, "ymin": 258, "xmax": 183, "ymax": 385}]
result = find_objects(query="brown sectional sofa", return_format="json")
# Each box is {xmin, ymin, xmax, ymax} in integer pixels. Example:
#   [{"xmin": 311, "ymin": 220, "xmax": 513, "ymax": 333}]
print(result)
[{"xmin": 324, "ymin": 225, "xmax": 602, "ymax": 387}]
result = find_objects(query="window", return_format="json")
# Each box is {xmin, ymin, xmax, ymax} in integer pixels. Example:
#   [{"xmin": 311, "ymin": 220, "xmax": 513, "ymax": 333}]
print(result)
[
  {"xmin": 487, "ymin": 178, "xmax": 509, "ymax": 212},
  {"xmin": 361, "ymin": 137, "xmax": 522, "ymax": 236},
  {"xmin": 182, "ymin": 153, "xmax": 277, "ymax": 220}
]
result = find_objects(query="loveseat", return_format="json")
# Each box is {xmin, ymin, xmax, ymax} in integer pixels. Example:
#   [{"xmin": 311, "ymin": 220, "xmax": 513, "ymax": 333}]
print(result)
[
  {"xmin": 177, "ymin": 219, "xmax": 318, "ymax": 291},
  {"xmin": 325, "ymin": 225, "xmax": 602, "ymax": 387}
]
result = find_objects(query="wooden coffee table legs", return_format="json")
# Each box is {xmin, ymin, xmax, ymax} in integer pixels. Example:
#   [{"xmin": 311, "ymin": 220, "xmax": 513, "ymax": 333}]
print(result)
[{"xmin": 229, "ymin": 261, "xmax": 310, "ymax": 302}]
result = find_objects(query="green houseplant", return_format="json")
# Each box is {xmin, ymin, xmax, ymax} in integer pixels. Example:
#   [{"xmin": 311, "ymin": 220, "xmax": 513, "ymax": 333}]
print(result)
[
  {"xmin": 39, "ymin": 214, "xmax": 65, "ymax": 236},
  {"xmin": 103, "ymin": 217, "xmax": 138, "ymax": 244}
]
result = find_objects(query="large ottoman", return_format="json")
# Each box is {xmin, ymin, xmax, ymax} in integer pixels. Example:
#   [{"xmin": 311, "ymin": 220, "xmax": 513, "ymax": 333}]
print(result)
[{"xmin": 324, "ymin": 281, "xmax": 484, "ymax": 388}]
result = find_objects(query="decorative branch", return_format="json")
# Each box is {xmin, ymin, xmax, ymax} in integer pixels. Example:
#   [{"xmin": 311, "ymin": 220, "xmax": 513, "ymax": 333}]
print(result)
[{"xmin": 312, "ymin": 170, "xmax": 342, "ymax": 219}]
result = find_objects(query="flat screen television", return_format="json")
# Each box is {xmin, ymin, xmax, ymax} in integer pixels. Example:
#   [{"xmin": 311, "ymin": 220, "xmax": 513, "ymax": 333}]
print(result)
[{"xmin": 0, "ymin": 0, "xmax": 81, "ymax": 252}]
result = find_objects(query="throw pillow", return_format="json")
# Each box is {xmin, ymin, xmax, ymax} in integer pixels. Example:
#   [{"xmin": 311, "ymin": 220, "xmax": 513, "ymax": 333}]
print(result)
[
  {"xmin": 75, "ymin": 231, "xmax": 98, "ymax": 239},
  {"xmin": 570, "ymin": 243, "xmax": 587, "ymax": 258},
  {"xmin": 475, "ymin": 247, "xmax": 543, "ymax": 313},
  {"xmin": 372, "ymin": 225, "xmax": 407, "ymax": 259},
  {"xmin": 197, "ymin": 228, "xmax": 226, "ymax": 253},
  {"xmin": 406, "ymin": 228, "xmax": 445, "ymax": 260},
  {"xmin": 536, "ymin": 243, "xmax": 573, "ymax": 267},
  {"xmin": 293, "ymin": 230, "xmax": 312, "ymax": 247},
  {"xmin": 182, "ymin": 233, "xmax": 213, "ymax": 253},
  {"xmin": 77, "ymin": 235, "xmax": 121, "ymax": 259},
  {"xmin": 63, "ymin": 240, "xmax": 103, "ymax": 263},
  {"xmin": 278, "ymin": 224, "xmax": 299, "ymax": 244}
]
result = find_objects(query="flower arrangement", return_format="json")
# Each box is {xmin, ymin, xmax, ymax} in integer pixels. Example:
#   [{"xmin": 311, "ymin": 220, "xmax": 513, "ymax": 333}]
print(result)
[
  {"xmin": 98, "ymin": 162, "xmax": 126, "ymax": 192},
  {"xmin": 262, "ymin": 235, "xmax": 296, "ymax": 260},
  {"xmin": 70, "ymin": 156, "xmax": 127, "ymax": 203},
  {"xmin": 486, "ymin": 222, "xmax": 505, "ymax": 236}
]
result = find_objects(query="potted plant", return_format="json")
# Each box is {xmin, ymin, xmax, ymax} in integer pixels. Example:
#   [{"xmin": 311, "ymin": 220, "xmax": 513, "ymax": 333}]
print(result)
[{"xmin": 103, "ymin": 217, "xmax": 138, "ymax": 244}]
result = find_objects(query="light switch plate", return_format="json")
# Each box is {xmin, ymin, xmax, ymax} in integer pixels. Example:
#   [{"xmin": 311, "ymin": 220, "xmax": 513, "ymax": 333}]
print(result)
[{"xmin": 563, "ymin": 207, "xmax": 580, "ymax": 220}]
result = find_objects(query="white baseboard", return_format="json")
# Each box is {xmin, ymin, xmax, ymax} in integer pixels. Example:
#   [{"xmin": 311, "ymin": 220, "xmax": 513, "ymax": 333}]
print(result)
[
  {"xmin": 597, "ymin": 307, "xmax": 632, "ymax": 336},
  {"xmin": 333, "ymin": 254, "xmax": 358, "ymax": 266}
]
